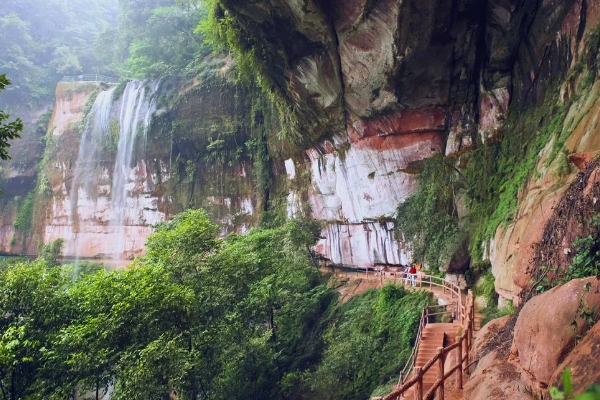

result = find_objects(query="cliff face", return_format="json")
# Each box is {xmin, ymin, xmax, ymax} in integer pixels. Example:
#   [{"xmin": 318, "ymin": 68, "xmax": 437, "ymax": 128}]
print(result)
[
  {"xmin": 3, "ymin": 0, "xmax": 597, "ymax": 275},
  {"xmin": 212, "ymin": 1, "xmax": 600, "ymax": 394},
  {"xmin": 0, "ymin": 77, "xmax": 262, "ymax": 263},
  {"xmin": 0, "ymin": 102, "xmax": 50, "ymax": 254},
  {"xmin": 1, "ymin": 0, "xmax": 600, "ymax": 395},
  {"xmin": 216, "ymin": 0, "xmax": 596, "ymax": 273}
]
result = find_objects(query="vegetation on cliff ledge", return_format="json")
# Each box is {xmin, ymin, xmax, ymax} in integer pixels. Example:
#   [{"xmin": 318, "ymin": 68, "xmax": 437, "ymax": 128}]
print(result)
[{"xmin": 396, "ymin": 23, "xmax": 600, "ymax": 276}]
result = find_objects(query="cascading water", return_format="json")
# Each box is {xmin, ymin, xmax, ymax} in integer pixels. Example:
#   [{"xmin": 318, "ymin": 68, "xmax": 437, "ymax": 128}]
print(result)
[
  {"xmin": 69, "ymin": 86, "xmax": 117, "ymax": 263},
  {"xmin": 108, "ymin": 81, "xmax": 158, "ymax": 262},
  {"xmin": 68, "ymin": 80, "xmax": 159, "ymax": 266}
]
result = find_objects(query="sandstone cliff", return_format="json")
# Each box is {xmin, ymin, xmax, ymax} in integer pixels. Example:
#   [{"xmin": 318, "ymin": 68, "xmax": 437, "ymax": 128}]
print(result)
[
  {"xmin": 2, "ymin": 0, "xmax": 600, "ymax": 395},
  {"xmin": 0, "ymin": 76, "xmax": 264, "ymax": 264},
  {"xmin": 210, "ymin": 0, "xmax": 600, "ymax": 395}
]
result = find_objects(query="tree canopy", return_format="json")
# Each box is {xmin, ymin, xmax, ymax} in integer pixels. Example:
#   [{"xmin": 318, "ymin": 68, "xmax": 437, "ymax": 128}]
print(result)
[
  {"xmin": 0, "ymin": 75, "xmax": 22, "ymax": 160},
  {"xmin": 0, "ymin": 0, "xmax": 118, "ymax": 105},
  {"xmin": 0, "ymin": 209, "xmax": 431, "ymax": 399},
  {"xmin": 0, "ymin": 0, "xmax": 217, "ymax": 107}
]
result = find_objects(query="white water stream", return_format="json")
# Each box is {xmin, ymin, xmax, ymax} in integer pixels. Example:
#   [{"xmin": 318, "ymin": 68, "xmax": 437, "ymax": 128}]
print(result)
[
  {"xmin": 69, "ymin": 81, "xmax": 158, "ymax": 266},
  {"xmin": 108, "ymin": 81, "xmax": 157, "ymax": 261}
]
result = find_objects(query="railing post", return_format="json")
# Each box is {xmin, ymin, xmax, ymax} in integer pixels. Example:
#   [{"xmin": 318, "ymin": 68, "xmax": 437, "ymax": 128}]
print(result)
[
  {"xmin": 414, "ymin": 367, "xmax": 423, "ymax": 400},
  {"xmin": 437, "ymin": 347, "xmax": 445, "ymax": 400},
  {"xmin": 465, "ymin": 324, "xmax": 471, "ymax": 367},
  {"xmin": 456, "ymin": 335, "xmax": 463, "ymax": 389}
]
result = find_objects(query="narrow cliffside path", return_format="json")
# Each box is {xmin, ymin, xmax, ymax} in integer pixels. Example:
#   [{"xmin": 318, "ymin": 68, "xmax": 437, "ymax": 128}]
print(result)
[
  {"xmin": 326, "ymin": 268, "xmax": 466, "ymax": 305},
  {"xmin": 402, "ymin": 323, "xmax": 462, "ymax": 400},
  {"xmin": 326, "ymin": 269, "xmax": 476, "ymax": 400}
]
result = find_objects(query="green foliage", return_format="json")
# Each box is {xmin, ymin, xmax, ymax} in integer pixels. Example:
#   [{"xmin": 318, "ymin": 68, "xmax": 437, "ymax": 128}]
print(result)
[
  {"xmin": 199, "ymin": 1, "xmax": 313, "ymax": 153},
  {"xmin": 550, "ymin": 367, "xmax": 600, "ymax": 400},
  {"xmin": 466, "ymin": 98, "xmax": 569, "ymax": 259},
  {"xmin": 395, "ymin": 154, "xmax": 461, "ymax": 268},
  {"xmin": 117, "ymin": 2, "xmax": 212, "ymax": 79},
  {"xmin": 0, "ymin": 0, "xmax": 118, "ymax": 105},
  {"xmin": 0, "ymin": 260, "xmax": 73, "ymax": 399},
  {"xmin": 309, "ymin": 285, "xmax": 432, "ymax": 399},
  {"xmin": 481, "ymin": 301, "xmax": 515, "ymax": 327},
  {"xmin": 0, "ymin": 209, "xmax": 430, "ymax": 399},
  {"xmin": 145, "ymin": 208, "xmax": 219, "ymax": 275},
  {"xmin": 38, "ymin": 238, "xmax": 64, "ymax": 267},
  {"xmin": 0, "ymin": 75, "xmax": 23, "ymax": 161},
  {"xmin": 475, "ymin": 269, "xmax": 498, "ymax": 307},
  {"xmin": 464, "ymin": 25, "xmax": 600, "ymax": 261},
  {"xmin": 471, "ymin": 267, "xmax": 515, "ymax": 326},
  {"xmin": 396, "ymin": 35, "xmax": 596, "ymax": 268},
  {"xmin": 13, "ymin": 192, "xmax": 34, "ymax": 234}
]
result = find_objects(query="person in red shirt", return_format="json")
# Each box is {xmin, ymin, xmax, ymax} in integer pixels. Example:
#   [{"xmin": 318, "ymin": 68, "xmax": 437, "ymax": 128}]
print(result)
[{"xmin": 408, "ymin": 264, "xmax": 417, "ymax": 287}]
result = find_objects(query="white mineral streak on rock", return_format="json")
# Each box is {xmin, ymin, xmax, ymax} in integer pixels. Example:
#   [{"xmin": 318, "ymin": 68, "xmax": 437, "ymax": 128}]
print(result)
[
  {"xmin": 307, "ymin": 141, "xmax": 421, "ymax": 222},
  {"xmin": 288, "ymin": 133, "xmax": 442, "ymax": 267},
  {"xmin": 239, "ymin": 198, "xmax": 254, "ymax": 215},
  {"xmin": 314, "ymin": 222, "xmax": 410, "ymax": 267},
  {"xmin": 478, "ymin": 87, "xmax": 510, "ymax": 141},
  {"xmin": 284, "ymin": 158, "xmax": 296, "ymax": 179},
  {"xmin": 287, "ymin": 192, "xmax": 302, "ymax": 219}
]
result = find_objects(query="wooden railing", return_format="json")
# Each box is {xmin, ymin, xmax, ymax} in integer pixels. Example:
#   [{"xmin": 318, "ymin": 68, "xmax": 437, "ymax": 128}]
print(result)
[
  {"xmin": 381, "ymin": 289, "xmax": 475, "ymax": 400},
  {"xmin": 399, "ymin": 273, "xmax": 465, "ymax": 323},
  {"xmin": 61, "ymin": 74, "xmax": 119, "ymax": 83},
  {"xmin": 396, "ymin": 304, "xmax": 456, "ymax": 387},
  {"xmin": 325, "ymin": 268, "xmax": 474, "ymax": 400}
]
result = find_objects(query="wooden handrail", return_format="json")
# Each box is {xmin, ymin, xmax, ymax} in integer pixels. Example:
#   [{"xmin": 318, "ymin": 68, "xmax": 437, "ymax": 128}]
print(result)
[
  {"xmin": 61, "ymin": 74, "xmax": 119, "ymax": 83},
  {"xmin": 397, "ymin": 306, "xmax": 428, "ymax": 385},
  {"xmin": 327, "ymin": 269, "xmax": 473, "ymax": 400},
  {"xmin": 382, "ymin": 289, "xmax": 475, "ymax": 400},
  {"xmin": 394, "ymin": 274, "xmax": 464, "ymax": 385}
]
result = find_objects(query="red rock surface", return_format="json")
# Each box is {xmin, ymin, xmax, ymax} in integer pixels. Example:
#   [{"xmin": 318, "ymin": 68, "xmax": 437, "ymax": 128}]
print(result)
[
  {"xmin": 348, "ymin": 108, "xmax": 447, "ymax": 140},
  {"xmin": 471, "ymin": 315, "xmax": 511, "ymax": 359},
  {"xmin": 463, "ymin": 355, "xmax": 536, "ymax": 400},
  {"xmin": 513, "ymin": 278, "xmax": 600, "ymax": 385},
  {"xmin": 350, "ymin": 132, "xmax": 445, "ymax": 152},
  {"xmin": 568, "ymin": 151, "xmax": 599, "ymax": 171},
  {"xmin": 550, "ymin": 320, "xmax": 600, "ymax": 395}
]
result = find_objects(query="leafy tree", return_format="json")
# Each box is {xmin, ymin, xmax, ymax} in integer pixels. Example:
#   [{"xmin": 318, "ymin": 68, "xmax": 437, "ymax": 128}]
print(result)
[
  {"xmin": 395, "ymin": 154, "xmax": 462, "ymax": 269},
  {"xmin": 0, "ymin": 260, "xmax": 72, "ymax": 400},
  {"xmin": 38, "ymin": 238, "xmax": 64, "ymax": 267},
  {"xmin": 0, "ymin": 209, "xmax": 429, "ymax": 400},
  {"xmin": 0, "ymin": 75, "xmax": 22, "ymax": 161},
  {"xmin": 0, "ymin": 0, "xmax": 118, "ymax": 105},
  {"xmin": 145, "ymin": 208, "xmax": 219, "ymax": 279},
  {"xmin": 88, "ymin": 0, "xmax": 211, "ymax": 78},
  {"xmin": 310, "ymin": 285, "xmax": 432, "ymax": 399},
  {"xmin": 55, "ymin": 263, "xmax": 195, "ymax": 400}
]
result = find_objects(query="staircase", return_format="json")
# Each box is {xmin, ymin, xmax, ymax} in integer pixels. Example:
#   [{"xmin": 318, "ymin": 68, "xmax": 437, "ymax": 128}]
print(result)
[
  {"xmin": 378, "ymin": 280, "xmax": 475, "ymax": 400},
  {"xmin": 402, "ymin": 323, "xmax": 461, "ymax": 399}
]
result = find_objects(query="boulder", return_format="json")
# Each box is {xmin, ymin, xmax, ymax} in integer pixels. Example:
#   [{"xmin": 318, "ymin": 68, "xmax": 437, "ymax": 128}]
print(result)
[
  {"xmin": 550, "ymin": 320, "xmax": 600, "ymax": 395},
  {"xmin": 463, "ymin": 355, "xmax": 536, "ymax": 400},
  {"xmin": 513, "ymin": 277, "xmax": 600, "ymax": 385}
]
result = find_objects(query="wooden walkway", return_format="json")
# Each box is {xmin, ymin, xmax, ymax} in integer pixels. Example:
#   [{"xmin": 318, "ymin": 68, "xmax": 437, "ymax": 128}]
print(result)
[
  {"xmin": 351, "ymin": 272, "xmax": 477, "ymax": 400},
  {"xmin": 402, "ymin": 323, "xmax": 462, "ymax": 399}
]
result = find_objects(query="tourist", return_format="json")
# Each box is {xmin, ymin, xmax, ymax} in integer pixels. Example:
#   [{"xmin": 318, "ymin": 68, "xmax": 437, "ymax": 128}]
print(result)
[{"xmin": 409, "ymin": 264, "xmax": 417, "ymax": 287}]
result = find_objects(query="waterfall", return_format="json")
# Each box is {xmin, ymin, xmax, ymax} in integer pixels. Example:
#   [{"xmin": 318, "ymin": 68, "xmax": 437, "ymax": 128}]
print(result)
[
  {"xmin": 69, "ymin": 86, "xmax": 117, "ymax": 263},
  {"xmin": 108, "ymin": 81, "xmax": 158, "ymax": 261},
  {"xmin": 68, "ymin": 80, "xmax": 158, "ymax": 266}
]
